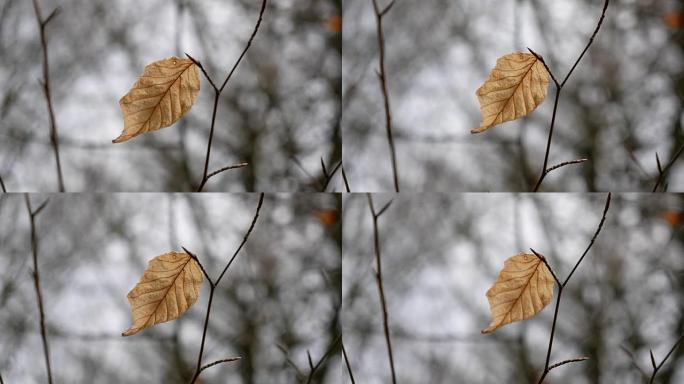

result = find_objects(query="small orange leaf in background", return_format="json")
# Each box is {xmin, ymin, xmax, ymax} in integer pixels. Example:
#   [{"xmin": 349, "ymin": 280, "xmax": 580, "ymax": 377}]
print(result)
[
  {"xmin": 316, "ymin": 209, "xmax": 339, "ymax": 227},
  {"xmin": 482, "ymin": 252, "xmax": 555, "ymax": 334},
  {"xmin": 113, "ymin": 57, "xmax": 200, "ymax": 143},
  {"xmin": 122, "ymin": 251, "xmax": 203, "ymax": 337},
  {"xmin": 327, "ymin": 15, "xmax": 342, "ymax": 33},
  {"xmin": 663, "ymin": 211, "xmax": 684, "ymax": 227},
  {"xmin": 472, "ymin": 52, "xmax": 550, "ymax": 134},
  {"xmin": 663, "ymin": 12, "xmax": 684, "ymax": 29}
]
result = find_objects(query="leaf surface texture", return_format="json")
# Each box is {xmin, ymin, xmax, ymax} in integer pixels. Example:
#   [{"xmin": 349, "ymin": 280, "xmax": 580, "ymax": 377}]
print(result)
[
  {"xmin": 472, "ymin": 52, "xmax": 549, "ymax": 134},
  {"xmin": 123, "ymin": 251, "xmax": 203, "ymax": 336},
  {"xmin": 113, "ymin": 57, "xmax": 200, "ymax": 143},
  {"xmin": 482, "ymin": 252, "xmax": 555, "ymax": 334}
]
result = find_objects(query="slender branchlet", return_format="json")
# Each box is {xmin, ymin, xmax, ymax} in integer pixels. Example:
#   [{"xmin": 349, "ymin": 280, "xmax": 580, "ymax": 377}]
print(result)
[
  {"xmin": 304, "ymin": 334, "xmax": 341, "ymax": 384},
  {"xmin": 532, "ymin": 192, "xmax": 611, "ymax": 383},
  {"xmin": 32, "ymin": 0, "xmax": 65, "ymax": 192},
  {"xmin": 652, "ymin": 143, "xmax": 684, "ymax": 192},
  {"xmin": 186, "ymin": 0, "xmax": 267, "ymax": 192},
  {"xmin": 0, "ymin": 174, "xmax": 6, "ymax": 193},
  {"xmin": 188, "ymin": 193, "xmax": 265, "ymax": 384},
  {"xmin": 320, "ymin": 159, "xmax": 343, "ymax": 192},
  {"xmin": 530, "ymin": 0, "xmax": 610, "ymax": 192},
  {"xmin": 342, "ymin": 340, "xmax": 356, "ymax": 384},
  {"xmin": 648, "ymin": 332, "xmax": 684, "ymax": 383},
  {"xmin": 367, "ymin": 194, "xmax": 398, "ymax": 383},
  {"xmin": 341, "ymin": 164, "xmax": 351, "ymax": 192},
  {"xmin": 371, "ymin": 0, "xmax": 400, "ymax": 192},
  {"xmin": 24, "ymin": 194, "xmax": 54, "ymax": 384}
]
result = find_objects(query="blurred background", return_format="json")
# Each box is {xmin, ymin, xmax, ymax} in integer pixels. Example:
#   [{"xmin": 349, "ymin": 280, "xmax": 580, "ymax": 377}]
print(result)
[
  {"xmin": 0, "ymin": 0, "xmax": 342, "ymax": 192},
  {"xmin": 343, "ymin": 0, "xmax": 684, "ymax": 191},
  {"xmin": 343, "ymin": 193, "xmax": 684, "ymax": 383},
  {"xmin": 0, "ymin": 193, "xmax": 341, "ymax": 383}
]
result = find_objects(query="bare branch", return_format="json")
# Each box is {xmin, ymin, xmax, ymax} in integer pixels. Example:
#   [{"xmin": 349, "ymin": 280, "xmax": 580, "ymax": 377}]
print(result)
[
  {"xmin": 341, "ymin": 164, "xmax": 351, "ymax": 192},
  {"xmin": 190, "ymin": 194, "xmax": 265, "ymax": 384},
  {"xmin": 197, "ymin": 357, "xmax": 241, "ymax": 375},
  {"xmin": 342, "ymin": 341, "xmax": 356, "ymax": 384},
  {"xmin": 653, "ymin": 142, "xmax": 684, "ymax": 192},
  {"xmin": 181, "ymin": 246, "xmax": 214, "ymax": 287},
  {"xmin": 367, "ymin": 193, "xmax": 398, "ymax": 383},
  {"xmin": 32, "ymin": 0, "xmax": 65, "ymax": 192},
  {"xmin": 190, "ymin": 0, "xmax": 267, "ymax": 192},
  {"xmin": 25, "ymin": 194, "xmax": 54, "ymax": 384},
  {"xmin": 532, "ymin": 0, "xmax": 609, "ymax": 192},
  {"xmin": 371, "ymin": 0, "xmax": 400, "ymax": 192},
  {"xmin": 547, "ymin": 357, "xmax": 589, "ymax": 372},
  {"xmin": 649, "ymin": 332, "xmax": 684, "ymax": 383}
]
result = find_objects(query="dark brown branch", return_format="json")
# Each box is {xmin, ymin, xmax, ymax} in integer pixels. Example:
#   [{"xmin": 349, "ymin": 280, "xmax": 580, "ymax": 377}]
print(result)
[
  {"xmin": 0, "ymin": 174, "xmax": 6, "ymax": 193},
  {"xmin": 649, "ymin": 332, "xmax": 684, "ymax": 384},
  {"xmin": 185, "ymin": 0, "xmax": 267, "ymax": 192},
  {"xmin": 321, "ymin": 160, "xmax": 343, "ymax": 192},
  {"xmin": 531, "ymin": 0, "xmax": 609, "ymax": 192},
  {"xmin": 342, "ymin": 341, "xmax": 356, "ymax": 384},
  {"xmin": 367, "ymin": 193, "xmax": 398, "ymax": 383},
  {"xmin": 371, "ymin": 0, "xmax": 400, "ymax": 192},
  {"xmin": 197, "ymin": 357, "xmax": 241, "ymax": 375},
  {"xmin": 653, "ymin": 143, "xmax": 684, "ymax": 192},
  {"xmin": 547, "ymin": 357, "xmax": 589, "ymax": 372},
  {"xmin": 529, "ymin": 248, "xmax": 561, "ymax": 286},
  {"xmin": 25, "ymin": 194, "xmax": 54, "ymax": 384},
  {"xmin": 32, "ymin": 0, "xmax": 65, "ymax": 192},
  {"xmin": 189, "ymin": 193, "xmax": 265, "ymax": 384},
  {"xmin": 182, "ymin": 247, "xmax": 214, "ymax": 287},
  {"xmin": 341, "ymin": 164, "xmax": 351, "ymax": 192},
  {"xmin": 0, "ymin": 371, "xmax": 4, "ymax": 384},
  {"xmin": 536, "ymin": 193, "xmax": 611, "ymax": 384},
  {"xmin": 305, "ymin": 334, "xmax": 341, "ymax": 384}
]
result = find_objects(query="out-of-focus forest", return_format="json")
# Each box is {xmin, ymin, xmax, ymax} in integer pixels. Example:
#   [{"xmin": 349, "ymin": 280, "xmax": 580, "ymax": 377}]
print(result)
[
  {"xmin": 343, "ymin": 0, "xmax": 684, "ymax": 192},
  {"xmin": 0, "ymin": 0, "xmax": 341, "ymax": 192},
  {"xmin": 343, "ymin": 193, "xmax": 684, "ymax": 383},
  {"xmin": 0, "ymin": 193, "xmax": 341, "ymax": 383}
]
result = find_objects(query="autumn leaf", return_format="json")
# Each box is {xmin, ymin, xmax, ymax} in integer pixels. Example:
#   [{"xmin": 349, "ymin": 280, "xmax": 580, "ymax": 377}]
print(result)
[
  {"xmin": 663, "ymin": 12, "xmax": 684, "ymax": 29},
  {"xmin": 482, "ymin": 252, "xmax": 555, "ymax": 334},
  {"xmin": 315, "ymin": 209, "xmax": 339, "ymax": 227},
  {"xmin": 663, "ymin": 211, "xmax": 684, "ymax": 227},
  {"xmin": 472, "ymin": 52, "xmax": 550, "ymax": 134},
  {"xmin": 122, "ymin": 251, "xmax": 203, "ymax": 337},
  {"xmin": 113, "ymin": 57, "xmax": 200, "ymax": 143}
]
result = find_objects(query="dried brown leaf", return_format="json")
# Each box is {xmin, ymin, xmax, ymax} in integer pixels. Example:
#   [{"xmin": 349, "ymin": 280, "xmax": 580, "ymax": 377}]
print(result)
[
  {"xmin": 482, "ymin": 252, "xmax": 555, "ymax": 334},
  {"xmin": 122, "ymin": 251, "xmax": 203, "ymax": 337},
  {"xmin": 113, "ymin": 57, "xmax": 200, "ymax": 143},
  {"xmin": 472, "ymin": 52, "xmax": 550, "ymax": 134}
]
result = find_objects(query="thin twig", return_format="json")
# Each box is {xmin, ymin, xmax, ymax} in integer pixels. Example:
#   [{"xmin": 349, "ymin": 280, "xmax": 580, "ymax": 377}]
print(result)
[
  {"xmin": 649, "ymin": 332, "xmax": 684, "ymax": 383},
  {"xmin": 197, "ymin": 357, "xmax": 241, "ymax": 375},
  {"xmin": 341, "ymin": 164, "xmax": 351, "ymax": 192},
  {"xmin": 25, "ymin": 194, "xmax": 54, "ymax": 384},
  {"xmin": 367, "ymin": 194, "xmax": 398, "ymax": 383},
  {"xmin": 0, "ymin": 174, "xmax": 6, "ymax": 193},
  {"xmin": 305, "ymin": 334, "xmax": 341, "ymax": 384},
  {"xmin": 185, "ymin": 0, "xmax": 267, "ymax": 192},
  {"xmin": 536, "ymin": 193, "xmax": 611, "ymax": 384},
  {"xmin": 530, "ymin": 0, "xmax": 609, "ymax": 192},
  {"xmin": 547, "ymin": 357, "xmax": 589, "ymax": 372},
  {"xmin": 182, "ymin": 246, "xmax": 214, "ymax": 287},
  {"xmin": 189, "ymin": 193, "xmax": 265, "ymax": 384},
  {"xmin": 32, "ymin": 0, "xmax": 65, "ymax": 192},
  {"xmin": 653, "ymin": 143, "xmax": 684, "ymax": 192},
  {"xmin": 342, "ymin": 341, "xmax": 356, "ymax": 384},
  {"xmin": 321, "ymin": 160, "xmax": 343, "ymax": 192},
  {"xmin": 371, "ymin": 0, "xmax": 400, "ymax": 192}
]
